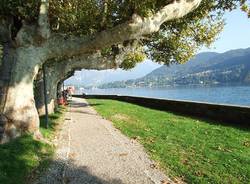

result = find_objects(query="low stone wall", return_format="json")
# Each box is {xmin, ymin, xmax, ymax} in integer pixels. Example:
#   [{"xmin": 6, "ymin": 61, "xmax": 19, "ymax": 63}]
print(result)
[{"xmin": 73, "ymin": 94, "xmax": 250, "ymax": 127}]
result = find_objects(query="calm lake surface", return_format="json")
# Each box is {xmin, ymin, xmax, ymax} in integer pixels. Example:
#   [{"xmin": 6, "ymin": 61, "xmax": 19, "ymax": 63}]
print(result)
[{"xmin": 80, "ymin": 86, "xmax": 250, "ymax": 106}]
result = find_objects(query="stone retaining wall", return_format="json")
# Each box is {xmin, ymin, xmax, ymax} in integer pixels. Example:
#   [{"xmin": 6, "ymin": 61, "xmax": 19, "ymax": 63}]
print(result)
[{"xmin": 73, "ymin": 94, "xmax": 250, "ymax": 127}]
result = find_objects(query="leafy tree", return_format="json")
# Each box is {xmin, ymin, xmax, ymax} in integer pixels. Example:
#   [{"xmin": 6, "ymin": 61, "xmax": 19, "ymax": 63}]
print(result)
[{"xmin": 0, "ymin": 0, "xmax": 249, "ymax": 142}]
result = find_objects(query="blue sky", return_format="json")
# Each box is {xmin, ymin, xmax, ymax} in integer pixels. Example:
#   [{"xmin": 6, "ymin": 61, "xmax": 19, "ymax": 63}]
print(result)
[{"xmin": 201, "ymin": 9, "xmax": 250, "ymax": 53}]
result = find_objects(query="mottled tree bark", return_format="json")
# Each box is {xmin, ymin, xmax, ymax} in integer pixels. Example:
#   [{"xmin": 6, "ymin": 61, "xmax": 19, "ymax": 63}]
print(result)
[
  {"xmin": 34, "ymin": 77, "xmax": 46, "ymax": 116},
  {"xmin": 0, "ymin": 46, "xmax": 45, "ymax": 143},
  {"xmin": 34, "ymin": 74, "xmax": 57, "ymax": 116},
  {"xmin": 35, "ymin": 52, "xmax": 125, "ymax": 115}
]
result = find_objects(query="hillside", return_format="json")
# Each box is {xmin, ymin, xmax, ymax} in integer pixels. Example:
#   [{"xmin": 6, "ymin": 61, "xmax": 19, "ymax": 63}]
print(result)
[
  {"xmin": 99, "ymin": 48, "xmax": 250, "ymax": 88},
  {"xmin": 65, "ymin": 60, "xmax": 160, "ymax": 86}
]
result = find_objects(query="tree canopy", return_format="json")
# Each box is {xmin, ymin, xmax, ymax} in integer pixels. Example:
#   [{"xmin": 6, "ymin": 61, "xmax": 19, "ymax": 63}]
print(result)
[{"xmin": 0, "ymin": 0, "xmax": 249, "ymax": 69}]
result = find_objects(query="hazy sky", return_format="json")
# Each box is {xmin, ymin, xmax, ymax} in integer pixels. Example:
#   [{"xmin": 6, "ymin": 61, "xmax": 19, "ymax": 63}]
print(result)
[{"xmin": 201, "ymin": 9, "xmax": 250, "ymax": 53}]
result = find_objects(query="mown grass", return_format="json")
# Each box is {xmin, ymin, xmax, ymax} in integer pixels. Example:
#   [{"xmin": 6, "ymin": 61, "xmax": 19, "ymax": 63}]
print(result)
[
  {"xmin": 0, "ymin": 106, "xmax": 65, "ymax": 184},
  {"xmin": 88, "ymin": 99, "xmax": 250, "ymax": 184},
  {"xmin": 40, "ymin": 106, "xmax": 65, "ymax": 140}
]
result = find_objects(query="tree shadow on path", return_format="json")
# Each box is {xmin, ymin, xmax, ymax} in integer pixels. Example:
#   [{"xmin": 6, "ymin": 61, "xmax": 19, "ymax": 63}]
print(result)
[{"xmin": 35, "ymin": 159, "xmax": 124, "ymax": 184}]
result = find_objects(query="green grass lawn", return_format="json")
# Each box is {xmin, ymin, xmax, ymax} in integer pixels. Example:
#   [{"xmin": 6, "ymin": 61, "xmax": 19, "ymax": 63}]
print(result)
[
  {"xmin": 0, "ymin": 106, "xmax": 65, "ymax": 184},
  {"xmin": 88, "ymin": 99, "xmax": 250, "ymax": 184}
]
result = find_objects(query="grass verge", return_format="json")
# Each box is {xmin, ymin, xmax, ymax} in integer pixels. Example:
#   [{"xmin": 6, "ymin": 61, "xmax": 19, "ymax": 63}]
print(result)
[
  {"xmin": 88, "ymin": 99, "xmax": 250, "ymax": 184},
  {"xmin": 0, "ymin": 106, "xmax": 65, "ymax": 184}
]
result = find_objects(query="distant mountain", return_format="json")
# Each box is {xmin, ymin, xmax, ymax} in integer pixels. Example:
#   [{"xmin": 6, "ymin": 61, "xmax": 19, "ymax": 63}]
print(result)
[
  {"xmin": 99, "ymin": 48, "xmax": 250, "ymax": 88},
  {"xmin": 65, "ymin": 60, "xmax": 161, "ymax": 86}
]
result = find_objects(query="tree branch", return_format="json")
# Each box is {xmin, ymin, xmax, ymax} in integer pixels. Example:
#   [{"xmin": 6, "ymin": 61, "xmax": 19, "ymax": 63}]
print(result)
[
  {"xmin": 0, "ymin": 17, "xmax": 13, "ymax": 44},
  {"xmin": 45, "ymin": 44, "xmax": 134, "ymax": 87},
  {"xmin": 37, "ymin": 0, "xmax": 50, "ymax": 39},
  {"xmin": 47, "ymin": 0, "xmax": 202, "ymax": 59}
]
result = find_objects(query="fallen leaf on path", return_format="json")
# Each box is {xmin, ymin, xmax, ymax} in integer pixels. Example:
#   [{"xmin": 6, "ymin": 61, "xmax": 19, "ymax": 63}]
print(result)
[
  {"xmin": 119, "ymin": 153, "xmax": 128, "ymax": 157},
  {"xmin": 161, "ymin": 180, "xmax": 171, "ymax": 184},
  {"xmin": 69, "ymin": 152, "xmax": 76, "ymax": 159},
  {"xmin": 150, "ymin": 163, "xmax": 156, "ymax": 168}
]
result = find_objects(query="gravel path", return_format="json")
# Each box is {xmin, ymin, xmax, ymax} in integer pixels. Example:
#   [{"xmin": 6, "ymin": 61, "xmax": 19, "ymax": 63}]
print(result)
[{"xmin": 35, "ymin": 97, "xmax": 174, "ymax": 184}]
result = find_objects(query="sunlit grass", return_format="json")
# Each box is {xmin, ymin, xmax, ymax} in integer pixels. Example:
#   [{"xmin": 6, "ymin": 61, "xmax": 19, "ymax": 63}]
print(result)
[
  {"xmin": 40, "ymin": 106, "xmax": 66, "ymax": 140},
  {"xmin": 0, "ymin": 106, "xmax": 66, "ymax": 184},
  {"xmin": 88, "ymin": 99, "xmax": 250, "ymax": 184}
]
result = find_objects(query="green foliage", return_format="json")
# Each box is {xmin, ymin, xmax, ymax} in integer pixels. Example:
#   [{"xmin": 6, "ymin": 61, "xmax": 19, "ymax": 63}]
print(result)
[
  {"xmin": 88, "ymin": 99, "xmax": 250, "ymax": 184},
  {"xmin": 0, "ymin": 0, "xmax": 249, "ymax": 67},
  {"xmin": 101, "ymin": 47, "xmax": 113, "ymax": 57},
  {"xmin": 145, "ymin": 0, "xmax": 230, "ymax": 65},
  {"xmin": 147, "ymin": 15, "xmax": 224, "ymax": 64},
  {"xmin": 0, "ymin": 0, "xmax": 40, "ymax": 22},
  {"xmin": 48, "ymin": 0, "xmax": 179, "ymax": 35},
  {"xmin": 120, "ymin": 51, "xmax": 146, "ymax": 70}
]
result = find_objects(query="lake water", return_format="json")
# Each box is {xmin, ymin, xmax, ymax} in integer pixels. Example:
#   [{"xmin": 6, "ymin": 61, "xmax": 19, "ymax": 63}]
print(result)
[{"xmin": 79, "ymin": 86, "xmax": 250, "ymax": 107}]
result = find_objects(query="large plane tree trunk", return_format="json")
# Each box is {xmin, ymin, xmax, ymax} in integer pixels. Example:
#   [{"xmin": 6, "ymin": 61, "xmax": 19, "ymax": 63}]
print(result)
[
  {"xmin": 34, "ymin": 74, "xmax": 56, "ymax": 116},
  {"xmin": 34, "ymin": 65, "xmax": 74, "ymax": 116},
  {"xmin": 46, "ymin": 76, "xmax": 59, "ymax": 114},
  {"xmin": 35, "ymin": 82, "xmax": 56, "ymax": 116},
  {"xmin": 0, "ymin": 45, "xmax": 42, "ymax": 143},
  {"xmin": 34, "ymin": 78, "xmax": 47, "ymax": 116}
]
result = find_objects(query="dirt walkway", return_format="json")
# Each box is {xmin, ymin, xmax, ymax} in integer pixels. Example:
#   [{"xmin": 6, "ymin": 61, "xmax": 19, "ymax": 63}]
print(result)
[{"xmin": 35, "ymin": 97, "xmax": 173, "ymax": 184}]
